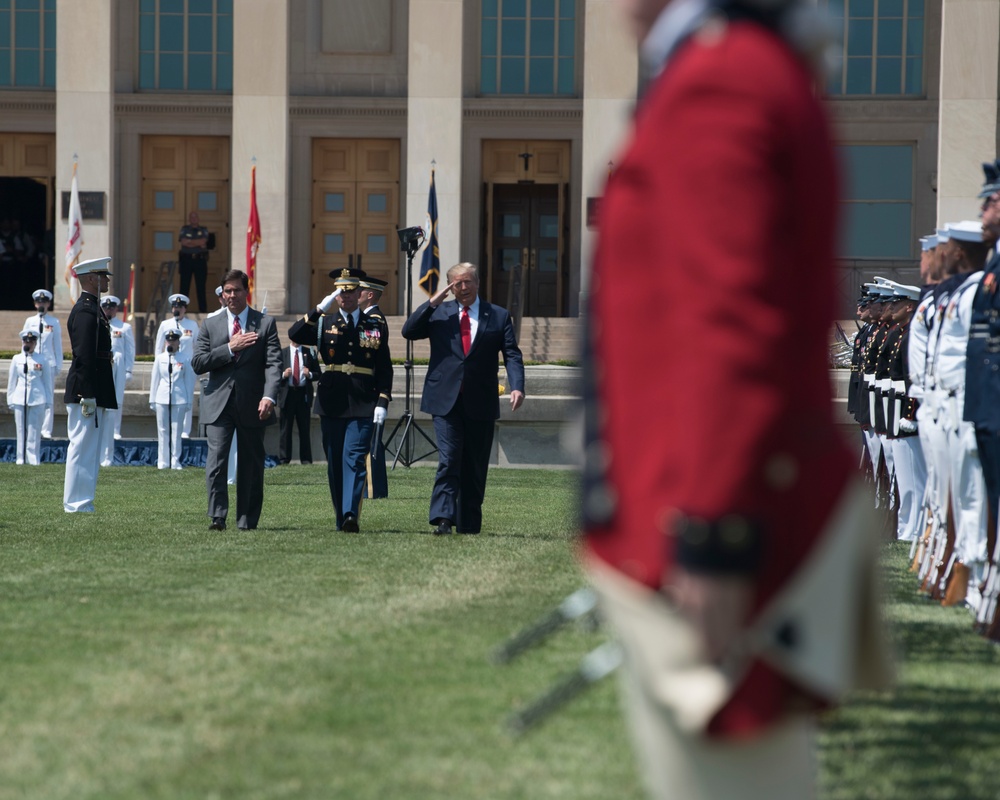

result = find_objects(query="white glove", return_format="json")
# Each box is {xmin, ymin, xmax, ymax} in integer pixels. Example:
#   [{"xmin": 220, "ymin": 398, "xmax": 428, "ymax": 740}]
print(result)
[
  {"xmin": 373, "ymin": 407, "xmax": 387, "ymax": 425},
  {"xmin": 80, "ymin": 398, "xmax": 97, "ymax": 418},
  {"xmin": 126, "ymin": 371, "xmax": 133, "ymax": 383},
  {"xmin": 317, "ymin": 288, "xmax": 342, "ymax": 314},
  {"xmin": 898, "ymin": 418, "xmax": 917, "ymax": 434},
  {"xmin": 149, "ymin": 403, "xmax": 156, "ymax": 411}
]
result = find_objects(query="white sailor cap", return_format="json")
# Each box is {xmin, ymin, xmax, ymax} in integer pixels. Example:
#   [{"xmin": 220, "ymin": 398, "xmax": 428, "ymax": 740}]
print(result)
[
  {"xmin": 946, "ymin": 220, "xmax": 984, "ymax": 242},
  {"xmin": 936, "ymin": 227, "xmax": 951, "ymax": 243},
  {"xmin": 32, "ymin": 289, "xmax": 53, "ymax": 301},
  {"xmin": 879, "ymin": 279, "xmax": 921, "ymax": 302},
  {"xmin": 920, "ymin": 235, "xmax": 938, "ymax": 251},
  {"xmin": 18, "ymin": 328, "xmax": 38, "ymax": 340},
  {"xmin": 168, "ymin": 293, "xmax": 190, "ymax": 305},
  {"xmin": 164, "ymin": 329, "xmax": 182, "ymax": 340},
  {"xmin": 75, "ymin": 257, "xmax": 112, "ymax": 276}
]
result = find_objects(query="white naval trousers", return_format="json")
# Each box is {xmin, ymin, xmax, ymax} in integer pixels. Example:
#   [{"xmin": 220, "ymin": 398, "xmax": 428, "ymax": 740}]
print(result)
[
  {"xmin": 947, "ymin": 419, "xmax": 988, "ymax": 567},
  {"xmin": 13, "ymin": 405, "xmax": 44, "ymax": 465},
  {"xmin": 863, "ymin": 429, "xmax": 881, "ymax": 479},
  {"xmin": 891, "ymin": 436, "xmax": 927, "ymax": 541},
  {"xmin": 918, "ymin": 396, "xmax": 951, "ymax": 534},
  {"xmin": 155, "ymin": 403, "xmax": 186, "ymax": 469},
  {"xmin": 63, "ymin": 404, "xmax": 106, "ymax": 512}
]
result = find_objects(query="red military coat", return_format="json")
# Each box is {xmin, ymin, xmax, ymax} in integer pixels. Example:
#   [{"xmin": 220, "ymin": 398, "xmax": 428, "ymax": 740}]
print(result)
[{"xmin": 583, "ymin": 19, "xmax": 854, "ymax": 736}]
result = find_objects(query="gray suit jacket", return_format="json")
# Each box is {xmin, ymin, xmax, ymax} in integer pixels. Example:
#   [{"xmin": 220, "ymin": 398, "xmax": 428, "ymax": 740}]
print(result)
[{"xmin": 192, "ymin": 308, "xmax": 282, "ymax": 428}]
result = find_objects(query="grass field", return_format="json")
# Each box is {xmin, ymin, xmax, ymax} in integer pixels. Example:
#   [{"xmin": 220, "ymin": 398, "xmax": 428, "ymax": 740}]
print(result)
[{"xmin": 1, "ymin": 462, "xmax": 1000, "ymax": 799}]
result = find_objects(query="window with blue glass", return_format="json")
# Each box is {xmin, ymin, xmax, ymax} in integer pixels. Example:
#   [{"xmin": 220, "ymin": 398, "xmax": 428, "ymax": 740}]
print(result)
[
  {"xmin": 838, "ymin": 144, "xmax": 913, "ymax": 258},
  {"xmin": 0, "ymin": 0, "xmax": 56, "ymax": 89},
  {"xmin": 823, "ymin": 0, "xmax": 924, "ymax": 96},
  {"xmin": 481, "ymin": 0, "xmax": 576, "ymax": 96},
  {"xmin": 138, "ymin": 0, "xmax": 233, "ymax": 92}
]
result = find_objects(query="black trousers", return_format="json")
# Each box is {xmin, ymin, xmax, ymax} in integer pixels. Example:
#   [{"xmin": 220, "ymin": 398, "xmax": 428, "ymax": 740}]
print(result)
[
  {"xmin": 429, "ymin": 404, "xmax": 495, "ymax": 533},
  {"xmin": 279, "ymin": 388, "xmax": 313, "ymax": 464},
  {"xmin": 178, "ymin": 252, "xmax": 209, "ymax": 312}
]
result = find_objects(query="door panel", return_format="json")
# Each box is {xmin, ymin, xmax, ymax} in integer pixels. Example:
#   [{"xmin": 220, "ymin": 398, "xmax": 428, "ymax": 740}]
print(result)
[
  {"xmin": 311, "ymin": 139, "xmax": 400, "ymax": 312},
  {"xmin": 489, "ymin": 184, "xmax": 563, "ymax": 317},
  {"xmin": 140, "ymin": 135, "xmax": 230, "ymax": 311}
]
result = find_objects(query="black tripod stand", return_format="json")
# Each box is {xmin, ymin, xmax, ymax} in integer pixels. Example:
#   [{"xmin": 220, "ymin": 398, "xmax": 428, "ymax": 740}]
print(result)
[{"xmin": 385, "ymin": 228, "xmax": 438, "ymax": 468}]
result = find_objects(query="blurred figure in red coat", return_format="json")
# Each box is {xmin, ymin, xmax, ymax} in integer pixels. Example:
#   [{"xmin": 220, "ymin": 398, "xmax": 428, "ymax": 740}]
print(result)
[{"xmin": 580, "ymin": 1, "xmax": 893, "ymax": 798}]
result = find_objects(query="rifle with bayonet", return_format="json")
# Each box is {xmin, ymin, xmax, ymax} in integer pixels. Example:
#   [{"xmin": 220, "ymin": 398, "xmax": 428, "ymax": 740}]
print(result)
[{"xmin": 492, "ymin": 588, "xmax": 618, "ymax": 735}]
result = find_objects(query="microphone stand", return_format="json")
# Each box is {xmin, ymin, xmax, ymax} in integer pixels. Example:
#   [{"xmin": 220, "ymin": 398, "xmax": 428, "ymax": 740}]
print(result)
[
  {"xmin": 21, "ymin": 344, "xmax": 29, "ymax": 465},
  {"xmin": 167, "ymin": 351, "xmax": 174, "ymax": 469},
  {"xmin": 385, "ymin": 239, "xmax": 438, "ymax": 468}
]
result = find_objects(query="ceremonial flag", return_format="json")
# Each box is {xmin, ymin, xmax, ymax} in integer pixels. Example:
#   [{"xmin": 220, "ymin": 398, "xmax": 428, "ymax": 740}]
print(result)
[
  {"xmin": 124, "ymin": 263, "xmax": 136, "ymax": 321},
  {"xmin": 246, "ymin": 165, "xmax": 262, "ymax": 305},
  {"xmin": 418, "ymin": 168, "xmax": 440, "ymax": 296},
  {"xmin": 65, "ymin": 163, "xmax": 83, "ymax": 300}
]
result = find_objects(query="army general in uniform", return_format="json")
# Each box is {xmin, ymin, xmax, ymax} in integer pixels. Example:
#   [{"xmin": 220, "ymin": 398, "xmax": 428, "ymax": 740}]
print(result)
[
  {"xmin": 288, "ymin": 268, "xmax": 392, "ymax": 532},
  {"xmin": 63, "ymin": 257, "xmax": 117, "ymax": 513}
]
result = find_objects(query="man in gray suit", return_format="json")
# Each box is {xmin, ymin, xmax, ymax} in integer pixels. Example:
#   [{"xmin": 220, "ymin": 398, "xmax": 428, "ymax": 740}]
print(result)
[{"xmin": 192, "ymin": 269, "xmax": 282, "ymax": 530}]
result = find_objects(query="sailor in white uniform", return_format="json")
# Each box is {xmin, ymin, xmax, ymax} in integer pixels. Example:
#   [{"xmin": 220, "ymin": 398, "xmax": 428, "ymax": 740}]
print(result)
[
  {"xmin": 155, "ymin": 293, "xmax": 200, "ymax": 438},
  {"xmin": 99, "ymin": 295, "xmax": 135, "ymax": 465},
  {"xmin": 149, "ymin": 329, "xmax": 195, "ymax": 469},
  {"xmin": 7, "ymin": 329, "xmax": 52, "ymax": 465},
  {"xmin": 24, "ymin": 288, "xmax": 62, "ymax": 438}
]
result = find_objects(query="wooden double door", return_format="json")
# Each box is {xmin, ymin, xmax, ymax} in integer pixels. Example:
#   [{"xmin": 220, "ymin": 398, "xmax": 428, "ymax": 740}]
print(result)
[
  {"xmin": 140, "ymin": 135, "xmax": 230, "ymax": 311},
  {"xmin": 482, "ymin": 140, "xmax": 570, "ymax": 317},
  {"xmin": 312, "ymin": 139, "xmax": 400, "ymax": 312}
]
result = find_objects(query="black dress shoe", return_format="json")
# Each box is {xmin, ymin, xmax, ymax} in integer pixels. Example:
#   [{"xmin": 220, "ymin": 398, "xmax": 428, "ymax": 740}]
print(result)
[
  {"xmin": 209, "ymin": 518, "xmax": 226, "ymax": 531},
  {"xmin": 457, "ymin": 529, "xmax": 480, "ymax": 535},
  {"xmin": 433, "ymin": 520, "xmax": 453, "ymax": 535},
  {"xmin": 342, "ymin": 514, "xmax": 359, "ymax": 533}
]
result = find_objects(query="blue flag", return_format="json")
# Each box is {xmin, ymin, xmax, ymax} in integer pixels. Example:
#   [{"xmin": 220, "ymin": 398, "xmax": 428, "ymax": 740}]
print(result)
[{"xmin": 419, "ymin": 169, "xmax": 440, "ymax": 296}]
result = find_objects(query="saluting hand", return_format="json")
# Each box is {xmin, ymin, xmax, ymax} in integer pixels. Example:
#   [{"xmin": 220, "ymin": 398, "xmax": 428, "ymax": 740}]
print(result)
[{"xmin": 429, "ymin": 281, "xmax": 457, "ymax": 308}]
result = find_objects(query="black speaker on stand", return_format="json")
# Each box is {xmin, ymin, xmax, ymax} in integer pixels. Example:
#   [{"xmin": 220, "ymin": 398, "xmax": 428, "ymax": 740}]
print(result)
[{"xmin": 385, "ymin": 226, "xmax": 438, "ymax": 468}]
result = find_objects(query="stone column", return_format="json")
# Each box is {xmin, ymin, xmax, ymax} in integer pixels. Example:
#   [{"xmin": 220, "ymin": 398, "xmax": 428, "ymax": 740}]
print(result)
[
  {"xmin": 937, "ymin": 0, "xmax": 1000, "ymax": 224},
  {"xmin": 233, "ymin": 0, "xmax": 290, "ymax": 313},
  {"xmin": 406, "ymin": 0, "xmax": 463, "ymax": 305},
  {"xmin": 55, "ymin": 0, "xmax": 114, "ymax": 307},
  {"xmin": 580, "ymin": 0, "xmax": 637, "ymax": 303}
]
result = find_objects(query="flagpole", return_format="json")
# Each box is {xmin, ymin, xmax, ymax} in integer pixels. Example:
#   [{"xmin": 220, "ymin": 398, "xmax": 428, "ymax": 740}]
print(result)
[{"xmin": 125, "ymin": 263, "xmax": 136, "ymax": 322}]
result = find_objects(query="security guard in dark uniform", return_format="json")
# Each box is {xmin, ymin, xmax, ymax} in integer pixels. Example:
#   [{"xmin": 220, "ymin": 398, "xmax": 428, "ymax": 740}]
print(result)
[{"xmin": 288, "ymin": 268, "xmax": 392, "ymax": 532}]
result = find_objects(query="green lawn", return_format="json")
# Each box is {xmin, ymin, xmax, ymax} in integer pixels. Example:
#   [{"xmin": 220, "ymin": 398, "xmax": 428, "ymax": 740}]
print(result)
[{"xmin": 1, "ymin": 463, "xmax": 999, "ymax": 799}]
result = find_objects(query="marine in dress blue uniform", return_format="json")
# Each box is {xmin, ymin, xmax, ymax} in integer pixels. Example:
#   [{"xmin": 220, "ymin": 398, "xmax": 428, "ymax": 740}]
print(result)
[
  {"xmin": 63, "ymin": 257, "xmax": 117, "ymax": 513},
  {"xmin": 287, "ymin": 268, "xmax": 393, "ymax": 532}
]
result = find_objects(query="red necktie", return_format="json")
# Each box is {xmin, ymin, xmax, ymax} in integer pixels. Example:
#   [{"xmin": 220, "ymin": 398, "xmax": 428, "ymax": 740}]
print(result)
[
  {"xmin": 460, "ymin": 306, "xmax": 471, "ymax": 355},
  {"xmin": 292, "ymin": 347, "xmax": 300, "ymax": 384},
  {"xmin": 232, "ymin": 315, "xmax": 242, "ymax": 360}
]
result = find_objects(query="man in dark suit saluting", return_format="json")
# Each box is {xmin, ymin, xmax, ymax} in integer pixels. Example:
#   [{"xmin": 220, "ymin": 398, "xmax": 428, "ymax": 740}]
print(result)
[
  {"xmin": 402, "ymin": 262, "xmax": 525, "ymax": 535},
  {"xmin": 192, "ymin": 269, "xmax": 282, "ymax": 531}
]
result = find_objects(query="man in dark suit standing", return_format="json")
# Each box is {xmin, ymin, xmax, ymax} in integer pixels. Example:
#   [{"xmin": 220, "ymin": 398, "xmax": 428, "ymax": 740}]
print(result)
[
  {"xmin": 192, "ymin": 269, "xmax": 282, "ymax": 531},
  {"xmin": 63, "ymin": 257, "xmax": 117, "ymax": 513},
  {"xmin": 278, "ymin": 342, "xmax": 319, "ymax": 464},
  {"xmin": 402, "ymin": 262, "xmax": 525, "ymax": 535}
]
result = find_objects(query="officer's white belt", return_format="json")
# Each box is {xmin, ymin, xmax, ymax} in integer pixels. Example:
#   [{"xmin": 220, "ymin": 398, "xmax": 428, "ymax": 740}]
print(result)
[{"xmin": 322, "ymin": 363, "xmax": 374, "ymax": 376}]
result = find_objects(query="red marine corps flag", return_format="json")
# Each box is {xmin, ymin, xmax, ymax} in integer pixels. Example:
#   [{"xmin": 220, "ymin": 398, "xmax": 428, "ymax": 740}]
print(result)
[
  {"xmin": 246, "ymin": 165, "xmax": 262, "ymax": 305},
  {"xmin": 65, "ymin": 161, "xmax": 84, "ymax": 301}
]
